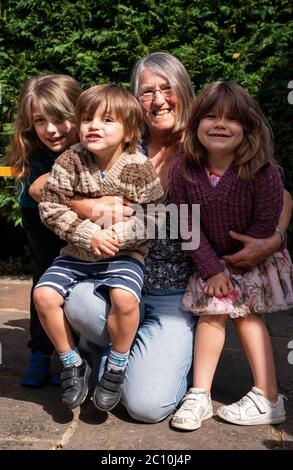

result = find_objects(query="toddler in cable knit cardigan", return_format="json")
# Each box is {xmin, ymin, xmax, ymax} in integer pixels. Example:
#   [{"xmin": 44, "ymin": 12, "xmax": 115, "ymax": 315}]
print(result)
[
  {"xmin": 33, "ymin": 84, "xmax": 164, "ymax": 412},
  {"xmin": 169, "ymin": 81, "xmax": 292, "ymax": 431}
]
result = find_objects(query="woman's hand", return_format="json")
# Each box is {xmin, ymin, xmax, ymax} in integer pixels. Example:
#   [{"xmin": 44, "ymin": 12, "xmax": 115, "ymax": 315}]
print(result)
[
  {"xmin": 71, "ymin": 195, "xmax": 134, "ymax": 226},
  {"xmin": 203, "ymin": 272, "xmax": 233, "ymax": 297},
  {"xmin": 223, "ymin": 230, "xmax": 281, "ymax": 269},
  {"xmin": 28, "ymin": 173, "xmax": 50, "ymax": 202},
  {"xmin": 91, "ymin": 229, "xmax": 119, "ymax": 257}
]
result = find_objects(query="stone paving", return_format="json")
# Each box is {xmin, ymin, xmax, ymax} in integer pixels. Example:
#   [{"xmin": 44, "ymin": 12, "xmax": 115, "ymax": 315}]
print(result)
[{"xmin": 0, "ymin": 277, "xmax": 292, "ymax": 451}]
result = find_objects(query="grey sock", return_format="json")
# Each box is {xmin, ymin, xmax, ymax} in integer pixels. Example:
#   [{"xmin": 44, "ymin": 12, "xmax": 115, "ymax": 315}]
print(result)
[
  {"xmin": 59, "ymin": 347, "xmax": 82, "ymax": 368},
  {"xmin": 107, "ymin": 349, "xmax": 129, "ymax": 372}
]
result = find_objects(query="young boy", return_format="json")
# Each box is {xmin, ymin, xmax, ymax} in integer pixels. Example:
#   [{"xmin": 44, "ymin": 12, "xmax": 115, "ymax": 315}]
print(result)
[{"xmin": 33, "ymin": 84, "xmax": 164, "ymax": 411}]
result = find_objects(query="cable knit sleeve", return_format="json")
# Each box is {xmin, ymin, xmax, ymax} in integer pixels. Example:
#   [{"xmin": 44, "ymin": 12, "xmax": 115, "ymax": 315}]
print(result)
[
  {"xmin": 112, "ymin": 158, "xmax": 165, "ymax": 249},
  {"xmin": 169, "ymin": 157, "xmax": 224, "ymax": 279},
  {"xmin": 38, "ymin": 149, "xmax": 100, "ymax": 251},
  {"xmin": 245, "ymin": 164, "xmax": 284, "ymax": 238}
]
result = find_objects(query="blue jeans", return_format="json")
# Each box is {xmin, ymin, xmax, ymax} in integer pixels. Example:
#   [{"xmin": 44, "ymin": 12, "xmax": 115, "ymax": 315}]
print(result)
[{"xmin": 64, "ymin": 282, "xmax": 196, "ymax": 423}]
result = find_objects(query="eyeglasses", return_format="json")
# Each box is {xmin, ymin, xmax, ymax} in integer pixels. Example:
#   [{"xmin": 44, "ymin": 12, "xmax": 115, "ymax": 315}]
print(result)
[{"xmin": 139, "ymin": 87, "xmax": 175, "ymax": 103}]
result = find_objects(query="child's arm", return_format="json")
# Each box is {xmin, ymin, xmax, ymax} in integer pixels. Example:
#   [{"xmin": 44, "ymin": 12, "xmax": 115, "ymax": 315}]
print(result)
[
  {"xmin": 29, "ymin": 173, "xmax": 134, "ymax": 224},
  {"xmin": 224, "ymin": 189, "xmax": 292, "ymax": 268},
  {"xmin": 244, "ymin": 164, "xmax": 284, "ymax": 239},
  {"xmin": 28, "ymin": 172, "xmax": 50, "ymax": 202},
  {"xmin": 169, "ymin": 157, "xmax": 224, "ymax": 280},
  {"xmin": 39, "ymin": 149, "xmax": 103, "ymax": 253},
  {"xmin": 110, "ymin": 159, "xmax": 165, "ymax": 250}
]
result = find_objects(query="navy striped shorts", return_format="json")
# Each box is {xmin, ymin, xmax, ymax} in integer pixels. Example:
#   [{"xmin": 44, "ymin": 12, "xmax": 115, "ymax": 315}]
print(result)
[{"xmin": 35, "ymin": 256, "xmax": 145, "ymax": 303}]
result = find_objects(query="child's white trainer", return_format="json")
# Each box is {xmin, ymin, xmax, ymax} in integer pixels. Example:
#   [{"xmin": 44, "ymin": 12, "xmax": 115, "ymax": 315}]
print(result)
[
  {"xmin": 217, "ymin": 386, "xmax": 286, "ymax": 425},
  {"xmin": 171, "ymin": 388, "xmax": 213, "ymax": 431}
]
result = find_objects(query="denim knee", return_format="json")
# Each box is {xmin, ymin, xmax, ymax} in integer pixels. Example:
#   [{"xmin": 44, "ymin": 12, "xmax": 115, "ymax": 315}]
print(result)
[
  {"xmin": 123, "ymin": 395, "xmax": 173, "ymax": 424},
  {"xmin": 64, "ymin": 281, "xmax": 110, "ymax": 347}
]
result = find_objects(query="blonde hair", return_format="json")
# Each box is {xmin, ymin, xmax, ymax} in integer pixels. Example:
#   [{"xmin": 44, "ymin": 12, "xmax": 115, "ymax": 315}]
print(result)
[
  {"xmin": 7, "ymin": 74, "xmax": 82, "ymax": 179},
  {"xmin": 76, "ymin": 84, "xmax": 142, "ymax": 154},
  {"xmin": 131, "ymin": 52, "xmax": 195, "ymax": 139},
  {"xmin": 183, "ymin": 80, "xmax": 276, "ymax": 182}
]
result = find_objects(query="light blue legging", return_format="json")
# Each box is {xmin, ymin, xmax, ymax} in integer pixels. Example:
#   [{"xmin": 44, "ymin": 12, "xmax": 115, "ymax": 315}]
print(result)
[{"xmin": 64, "ymin": 281, "xmax": 196, "ymax": 423}]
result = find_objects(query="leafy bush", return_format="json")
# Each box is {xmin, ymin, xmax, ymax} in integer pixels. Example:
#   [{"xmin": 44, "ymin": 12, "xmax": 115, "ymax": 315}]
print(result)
[
  {"xmin": 0, "ymin": 176, "xmax": 21, "ymax": 225},
  {"xmin": 0, "ymin": 0, "xmax": 292, "ymax": 230}
]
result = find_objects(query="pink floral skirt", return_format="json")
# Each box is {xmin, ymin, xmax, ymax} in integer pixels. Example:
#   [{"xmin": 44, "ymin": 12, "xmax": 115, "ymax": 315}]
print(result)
[{"xmin": 181, "ymin": 250, "xmax": 293, "ymax": 318}]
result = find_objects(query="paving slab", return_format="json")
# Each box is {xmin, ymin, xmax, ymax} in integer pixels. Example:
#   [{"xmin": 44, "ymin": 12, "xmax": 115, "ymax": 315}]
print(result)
[
  {"xmin": 65, "ymin": 399, "xmax": 272, "ymax": 450},
  {"xmin": 0, "ymin": 278, "xmax": 69, "ymax": 450},
  {"xmin": 0, "ymin": 277, "xmax": 292, "ymax": 450},
  {"xmin": 0, "ymin": 277, "xmax": 32, "ymax": 312}
]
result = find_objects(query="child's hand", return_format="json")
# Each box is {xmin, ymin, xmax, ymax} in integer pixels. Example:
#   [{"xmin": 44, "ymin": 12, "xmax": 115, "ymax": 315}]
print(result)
[
  {"xmin": 203, "ymin": 272, "xmax": 233, "ymax": 297},
  {"xmin": 91, "ymin": 229, "xmax": 119, "ymax": 257},
  {"xmin": 28, "ymin": 172, "xmax": 50, "ymax": 202}
]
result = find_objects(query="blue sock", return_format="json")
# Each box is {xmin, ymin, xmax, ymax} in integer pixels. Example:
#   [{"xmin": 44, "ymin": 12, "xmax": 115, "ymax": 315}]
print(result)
[
  {"xmin": 59, "ymin": 347, "xmax": 82, "ymax": 368},
  {"xmin": 107, "ymin": 349, "xmax": 129, "ymax": 372}
]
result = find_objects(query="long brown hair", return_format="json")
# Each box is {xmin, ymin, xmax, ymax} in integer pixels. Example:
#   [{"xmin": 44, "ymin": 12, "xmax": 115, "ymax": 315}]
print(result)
[
  {"xmin": 7, "ymin": 74, "xmax": 82, "ymax": 179},
  {"xmin": 183, "ymin": 81, "xmax": 276, "ymax": 182}
]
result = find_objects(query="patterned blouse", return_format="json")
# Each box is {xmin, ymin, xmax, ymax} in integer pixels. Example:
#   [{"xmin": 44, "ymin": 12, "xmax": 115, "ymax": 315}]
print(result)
[{"xmin": 140, "ymin": 143, "xmax": 194, "ymax": 290}]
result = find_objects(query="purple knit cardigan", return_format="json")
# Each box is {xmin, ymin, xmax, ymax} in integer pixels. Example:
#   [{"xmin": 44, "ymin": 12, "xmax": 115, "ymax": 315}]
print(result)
[{"xmin": 169, "ymin": 158, "xmax": 284, "ymax": 279}]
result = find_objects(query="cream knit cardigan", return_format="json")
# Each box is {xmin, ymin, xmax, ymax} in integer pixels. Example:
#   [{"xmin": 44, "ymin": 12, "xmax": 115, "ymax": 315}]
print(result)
[{"xmin": 39, "ymin": 144, "xmax": 164, "ymax": 264}]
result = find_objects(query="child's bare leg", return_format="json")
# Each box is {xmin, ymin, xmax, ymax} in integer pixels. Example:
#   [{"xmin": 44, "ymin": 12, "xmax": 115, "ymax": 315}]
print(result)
[
  {"xmin": 216, "ymin": 314, "xmax": 285, "ymax": 426},
  {"xmin": 34, "ymin": 286, "xmax": 91, "ymax": 409},
  {"xmin": 171, "ymin": 314, "xmax": 229, "ymax": 431},
  {"xmin": 93, "ymin": 288, "xmax": 139, "ymax": 412},
  {"xmin": 33, "ymin": 287, "xmax": 75, "ymax": 353},
  {"xmin": 193, "ymin": 314, "xmax": 229, "ymax": 393},
  {"xmin": 233, "ymin": 314, "xmax": 278, "ymax": 402},
  {"xmin": 107, "ymin": 288, "xmax": 140, "ymax": 353}
]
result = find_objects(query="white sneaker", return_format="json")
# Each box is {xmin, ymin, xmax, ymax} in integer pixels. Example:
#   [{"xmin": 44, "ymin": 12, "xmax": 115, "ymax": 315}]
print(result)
[
  {"xmin": 171, "ymin": 388, "xmax": 213, "ymax": 431},
  {"xmin": 217, "ymin": 387, "xmax": 286, "ymax": 426}
]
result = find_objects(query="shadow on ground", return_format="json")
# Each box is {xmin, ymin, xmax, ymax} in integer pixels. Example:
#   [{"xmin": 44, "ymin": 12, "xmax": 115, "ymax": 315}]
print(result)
[{"xmin": 0, "ymin": 318, "xmax": 73, "ymax": 425}]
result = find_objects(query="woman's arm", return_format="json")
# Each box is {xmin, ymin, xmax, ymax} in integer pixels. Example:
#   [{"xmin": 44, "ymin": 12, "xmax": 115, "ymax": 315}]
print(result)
[
  {"xmin": 278, "ymin": 189, "xmax": 293, "ymax": 232},
  {"xmin": 70, "ymin": 195, "xmax": 134, "ymax": 224},
  {"xmin": 224, "ymin": 189, "xmax": 292, "ymax": 269},
  {"xmin": 28, "ymin": 173, "xmax": 133, "ymax": 225}
]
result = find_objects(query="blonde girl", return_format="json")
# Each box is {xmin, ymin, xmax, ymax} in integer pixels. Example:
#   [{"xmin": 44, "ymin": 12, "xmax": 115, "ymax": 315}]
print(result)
[{"xmin": 7, "ymin": 74, "xmax": 82, "ymax": 387}]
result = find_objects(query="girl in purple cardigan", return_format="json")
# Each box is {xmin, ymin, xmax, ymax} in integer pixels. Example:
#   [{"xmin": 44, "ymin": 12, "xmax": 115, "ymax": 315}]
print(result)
[{"xmin": 169, "ymin": 81, "xmax": 292, "ymax": 431}]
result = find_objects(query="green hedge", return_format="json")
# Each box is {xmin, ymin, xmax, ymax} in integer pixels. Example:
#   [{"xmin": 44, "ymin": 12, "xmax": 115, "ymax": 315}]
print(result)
[{"xmin": 1, "ymin": 0, "xmax": 293, "ymax": 226}]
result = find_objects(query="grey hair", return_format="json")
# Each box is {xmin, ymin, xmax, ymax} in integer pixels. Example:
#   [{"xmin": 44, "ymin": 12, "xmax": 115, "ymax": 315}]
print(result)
[{"xmin": 131, "ymin": 52, "xmax": 195, "ymax": 134}]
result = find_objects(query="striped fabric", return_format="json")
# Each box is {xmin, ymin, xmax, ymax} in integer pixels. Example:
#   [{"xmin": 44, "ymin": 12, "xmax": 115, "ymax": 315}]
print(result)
[{"xmin": 35, "ymin": 256, "xmax": 145, "ymax": 302}]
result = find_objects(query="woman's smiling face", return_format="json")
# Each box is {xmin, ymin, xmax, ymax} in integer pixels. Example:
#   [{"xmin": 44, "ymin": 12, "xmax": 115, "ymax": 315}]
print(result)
[{"xmin": 138, "ymin": 69, "xmax": 179, "ymax": 135}]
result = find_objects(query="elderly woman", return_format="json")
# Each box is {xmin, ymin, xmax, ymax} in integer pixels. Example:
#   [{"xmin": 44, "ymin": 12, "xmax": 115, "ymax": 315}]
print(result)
[
  {"xmin": 64, "ymin": 53, "xmax": 197, "ymax": 422},
  {"xmin": 30, "ymin": 52, "xmax": 292, "ymax": 422}
]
